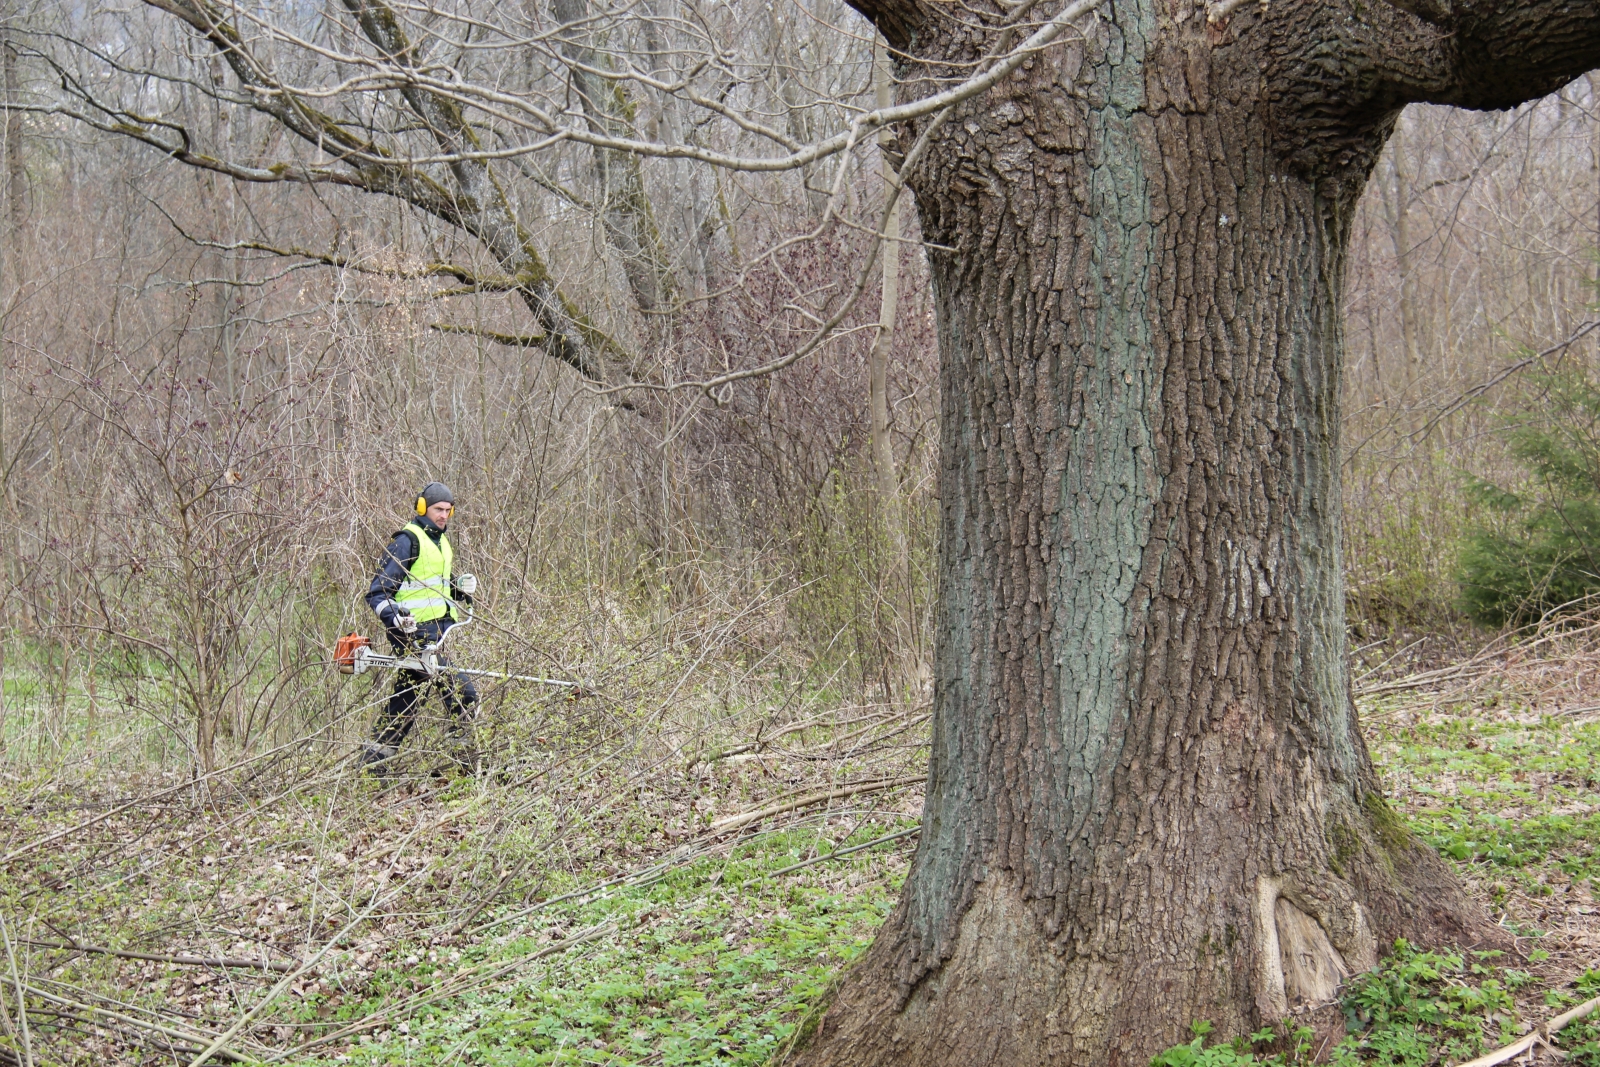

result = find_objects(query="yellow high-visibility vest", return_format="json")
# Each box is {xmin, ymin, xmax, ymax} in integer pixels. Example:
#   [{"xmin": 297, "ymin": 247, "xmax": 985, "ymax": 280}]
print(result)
[{"xmin": 393, "ymin": 522, "xmax": 455, "ymax": 623}]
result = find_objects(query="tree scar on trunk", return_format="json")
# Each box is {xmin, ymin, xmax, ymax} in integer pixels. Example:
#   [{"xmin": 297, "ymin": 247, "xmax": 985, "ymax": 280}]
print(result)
[{"xmin": 792, "ymin": 0, "xmax": 1600, "ymax": 1063}]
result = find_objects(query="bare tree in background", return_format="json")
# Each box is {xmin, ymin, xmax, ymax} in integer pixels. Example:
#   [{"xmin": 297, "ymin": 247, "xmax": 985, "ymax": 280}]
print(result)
[{"xmin": 37, "ymin": 0, "xmax": 918, "ymax": 387}]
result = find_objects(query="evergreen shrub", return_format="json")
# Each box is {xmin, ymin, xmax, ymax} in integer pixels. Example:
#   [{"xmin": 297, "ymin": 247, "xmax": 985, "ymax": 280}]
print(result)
[{"xmin": 1456, "ymin": 364, "xmax": 1600, "ymax": 626}]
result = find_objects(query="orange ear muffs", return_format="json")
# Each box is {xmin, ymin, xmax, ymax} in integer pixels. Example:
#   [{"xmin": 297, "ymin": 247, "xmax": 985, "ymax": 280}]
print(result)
[{"xmin": 416, "ymin": 496, "xmax": 427, "ymax": 516}]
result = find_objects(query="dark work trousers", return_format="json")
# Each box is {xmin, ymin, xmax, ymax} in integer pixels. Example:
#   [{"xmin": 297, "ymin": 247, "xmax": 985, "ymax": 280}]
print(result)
[{"xmin": 372, "ymin": 618, "xmax": 479, "ymax": 750}]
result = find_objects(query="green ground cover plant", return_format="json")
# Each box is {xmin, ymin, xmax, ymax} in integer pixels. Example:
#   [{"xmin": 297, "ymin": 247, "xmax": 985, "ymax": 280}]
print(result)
[
  {"xmin": 1150, "ymin": 942, "xmax": 1520, "ymax": 1066},
  {"xmin": 1549, "ymin": 970, "xmax": 1600, "ymax": 1065},
  {"xmin": 0, "ymin": 635, "xmax": 930, "ymax": 1067},
  {"xmin": 1147, "ymin": 915, "xmax": 1593, "ymax": 1067},
  {"xmin": 1376, "ymin": 713, "xmax": 1600, "ymax": 890},
  {"xmin": 303, "ymin": 827, "xmax": 910, "ymax": 1066},
  {"xmin": 1149, "ymin": 681, "xmax": 1600, "ymax": 1067}
]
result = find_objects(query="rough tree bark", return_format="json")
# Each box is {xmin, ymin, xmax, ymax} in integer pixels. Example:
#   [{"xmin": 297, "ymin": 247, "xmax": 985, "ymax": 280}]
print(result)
[
  {"xmin": 341, "ymin": 0, "xmax": 616, "ymax": 379},
  {"xmin": 792, "ymin": 1, "xmax": 1600, "ymax": 1064}
]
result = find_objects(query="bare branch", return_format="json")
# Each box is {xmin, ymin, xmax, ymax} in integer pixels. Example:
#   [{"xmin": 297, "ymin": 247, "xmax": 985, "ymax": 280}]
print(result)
[{"xmin": 428, "ymin": 322, "xmax": 549, "ymax": 347}]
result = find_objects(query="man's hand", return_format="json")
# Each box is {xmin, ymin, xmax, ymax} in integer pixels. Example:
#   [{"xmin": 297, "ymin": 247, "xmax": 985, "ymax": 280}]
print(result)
[
  {"xmin": 394, "ymin": 610, "xmax": 418, "ymax": 635},
  {"xmin": 456, "ymin": 573, "xmax": 478, "ymax": 596}
]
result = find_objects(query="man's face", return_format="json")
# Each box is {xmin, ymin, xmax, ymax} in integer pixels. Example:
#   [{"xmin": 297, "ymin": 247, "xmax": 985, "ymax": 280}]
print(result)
[{"xmin": 426, "ymin": 501, "xmax": 453, "ymax": 528}]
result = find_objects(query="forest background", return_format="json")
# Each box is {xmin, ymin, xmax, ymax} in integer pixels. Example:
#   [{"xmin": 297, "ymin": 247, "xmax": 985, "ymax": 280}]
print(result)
[{"xmin": 1, "ymin": 0, "xmax": 1600, "ymax": 1064}]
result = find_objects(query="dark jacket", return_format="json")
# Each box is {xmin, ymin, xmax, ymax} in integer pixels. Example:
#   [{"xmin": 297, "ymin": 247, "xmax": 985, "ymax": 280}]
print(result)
[{"xmin": 365, "ymin": 516, "xmax": 472, "ymax": 626}]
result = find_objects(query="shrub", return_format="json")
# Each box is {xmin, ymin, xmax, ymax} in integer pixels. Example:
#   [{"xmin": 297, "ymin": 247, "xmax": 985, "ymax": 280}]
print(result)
[{"xmin": 1456, "ymin": 365, "xmax": 1600, "ymax": 627}]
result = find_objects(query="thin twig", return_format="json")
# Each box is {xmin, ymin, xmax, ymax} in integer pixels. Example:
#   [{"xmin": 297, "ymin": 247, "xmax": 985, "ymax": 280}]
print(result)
[
  {"xmin": 741, "ymin": 824, "xmax": 921, "ymax": 885},
  {"xmin": 183, "ymin": 821, "xmax": 443, "ymax": 1067},
  {"xmin": 1405, "ymin": 321, "xmax": 1600, "ymax": 445},
  {"xmin": 263, "ymin": 921, "xmax": 617, "ymax": 1061},
  {"xmin": 706, "ymin": 704, "xmax": 911, "ymax": 763},
  {"xmin": 447, "ymin": 864, "xmax": 536, "ymax": 939},
  {"xmin": 18, "ymin": 983, "xmax": 256, "ymax": 1063},
  {"xmin": 19, "ymin": 939, "xmax": 294, "ymax": 974},
  {"xmin": 0, "ymin": 916, "xmax": 32, "ymax": 1067},
  {"xmin": 0, "ymin": 729, "xmax": 357, "ymax": 865},
  {"xmin": 708, "ymin": 775, "xmax": 926, "ymax": 834},
  {"xmin": 1451, "ymin": 990, "xmax": 1600, "ymax": 1066}
]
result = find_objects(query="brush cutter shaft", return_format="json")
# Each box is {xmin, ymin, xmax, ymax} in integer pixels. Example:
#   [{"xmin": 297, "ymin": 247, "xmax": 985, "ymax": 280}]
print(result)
[
  {"xmin": 338, "ymin": 626, "xmax": 580, "ymax": 689},
  {"xmin": 452, "ymin": 666, "xmax": 580, "ymax": 687}
]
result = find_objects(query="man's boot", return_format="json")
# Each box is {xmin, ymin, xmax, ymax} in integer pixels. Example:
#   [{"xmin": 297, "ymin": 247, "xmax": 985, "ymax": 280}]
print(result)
[
  {"xmin": 447, "ymin": 700, "xmax": 479, "ymax": 775},
  {"xmin": 359, "ymin": 743, "xmax": 398, "ymax": 777},
  {"xmin": 446, "ymin": 728, "xmax": 479, "ymax": 775}
]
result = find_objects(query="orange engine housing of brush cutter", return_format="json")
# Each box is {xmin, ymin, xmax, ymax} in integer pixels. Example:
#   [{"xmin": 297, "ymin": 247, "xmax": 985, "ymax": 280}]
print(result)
[{"xmin": 334, "ymin": 632, "xmax": 371, "ymax": 674}]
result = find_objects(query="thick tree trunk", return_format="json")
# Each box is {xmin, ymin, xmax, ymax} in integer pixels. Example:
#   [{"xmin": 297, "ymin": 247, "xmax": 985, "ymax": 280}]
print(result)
[
  {"xmin": 793, "ymin": 1, "xmax": 1600, "ymax": 1063},
  {"xmin": 552, "ymin": 0, "xmax": 674, "ymax": 318}
]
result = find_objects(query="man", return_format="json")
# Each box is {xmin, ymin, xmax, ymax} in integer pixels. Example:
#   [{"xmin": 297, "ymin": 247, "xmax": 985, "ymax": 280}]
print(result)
[{"xmin": 360, "ymin": 482, "xmax": 480, "ymax": 773}]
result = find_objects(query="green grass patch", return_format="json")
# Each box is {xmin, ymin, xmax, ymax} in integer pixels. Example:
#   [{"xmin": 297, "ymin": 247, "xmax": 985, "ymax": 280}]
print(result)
[
  {"xmin": 1373, "ymin": 714, "xmax": 1600, "ymax": 887},
  {"xmin": 306, "ymin": 825, "xmax": 911, "ymax": 1066}
]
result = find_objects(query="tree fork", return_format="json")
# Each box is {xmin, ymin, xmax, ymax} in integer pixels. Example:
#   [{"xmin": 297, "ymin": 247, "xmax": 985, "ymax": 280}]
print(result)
[
  {"xmin": 134, "ymin": 0, "xmax": 621, "ymax": 383},
  {"xmin": 791, "ymin": 0, "xmax": 1600, "ymax": 1063}
]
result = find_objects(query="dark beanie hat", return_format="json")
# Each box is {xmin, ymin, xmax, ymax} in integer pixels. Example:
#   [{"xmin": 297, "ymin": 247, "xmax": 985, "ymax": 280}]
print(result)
[{"xmin": 420, "ymin": 482, "xmax": 454, "ymax": 508}]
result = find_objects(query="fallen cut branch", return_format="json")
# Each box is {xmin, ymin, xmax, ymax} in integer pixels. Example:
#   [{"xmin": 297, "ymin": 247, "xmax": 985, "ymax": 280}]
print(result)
[
  {"xmin": 183, "ymin": 822, "xmax": 445, "ymax": 1067},
  {"xmin": 20, "ymin": 983, "xmax": 256, "ymax": 1063},
  {"xmin": 743, "ymin": 824, "xmax": 922, "ymax": 885},
  {"xmin": 0, "ymin": 726, "xmax": 369, "ymax": 866},
  {"xmin": 1453, "ymin": 991, "xmax": 1600, "ymax": 1067},
  {"xmin": 715, "ymin": 708, "xmax": 931, "ymax": 766},
  {"xmin": 447, "ymin": 863, "xmax": 539, "ymax": 939},
  {"xmin": 703, "ymin": 704, "xmax": 906, "ymax": 764},
  {"xmin": 708, "ymin": 775, "xmax": 926, "ymax": 835},
  {"xmin": 1355, "ymin": 661, "xmax": 1496, "ymax": 697},
  {"xmin": 23, "ymin": 939, "xmax": 293, "ymax": 973},
  {"xmin": 818, "ymin": 712, "xmax": 932, "ymax": 758}
]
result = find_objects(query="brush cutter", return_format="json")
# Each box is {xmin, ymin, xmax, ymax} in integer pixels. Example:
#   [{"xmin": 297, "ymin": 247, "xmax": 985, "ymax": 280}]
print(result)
[{"xmin": 332, "ymin": 612, "xmax": 584, "ymax": 692}]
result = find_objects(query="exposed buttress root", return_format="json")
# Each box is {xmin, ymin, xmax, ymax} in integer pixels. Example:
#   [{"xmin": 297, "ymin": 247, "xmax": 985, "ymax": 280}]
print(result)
[
  {"xmin": 788, "ymin": 798, "xmax": 1501, "ymax": 1067},
  {"xmin": 1255, "ymin": 875, "xmax": 1375, "ymax": 1018}
]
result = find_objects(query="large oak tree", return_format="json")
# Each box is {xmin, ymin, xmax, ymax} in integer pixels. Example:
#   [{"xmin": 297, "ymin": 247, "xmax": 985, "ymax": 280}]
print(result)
[{"xmin": 788, "ymin": 0, "xmax": 1600, "ymax": 1063}]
